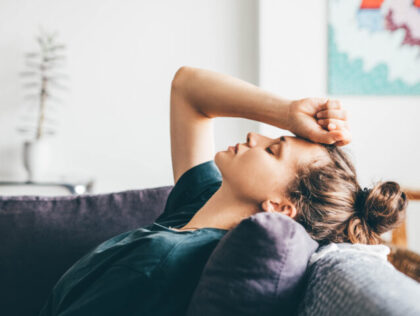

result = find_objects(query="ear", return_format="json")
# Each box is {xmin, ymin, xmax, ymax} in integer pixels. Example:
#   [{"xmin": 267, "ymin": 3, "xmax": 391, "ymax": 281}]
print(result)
[{"xmin": 261, "ymin": 199, "xmax": 297, "ymax": 219}]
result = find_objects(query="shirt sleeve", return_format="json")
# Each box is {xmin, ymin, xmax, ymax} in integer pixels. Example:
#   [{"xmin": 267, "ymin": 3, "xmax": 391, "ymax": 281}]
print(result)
[{"xmin": 154, "ymin": 160, "xmax": 222, "ymax": 228}]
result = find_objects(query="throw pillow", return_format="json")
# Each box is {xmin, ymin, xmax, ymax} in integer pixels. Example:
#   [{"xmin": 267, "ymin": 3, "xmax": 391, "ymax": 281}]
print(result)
[{"xmin": 186, "ymin": 212, "xmax": 319, "ymax": 316}]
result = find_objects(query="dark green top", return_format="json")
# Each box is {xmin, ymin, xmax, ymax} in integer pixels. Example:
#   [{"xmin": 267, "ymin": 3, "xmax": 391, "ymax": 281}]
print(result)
[{"xmin": 39, "ymin": 160, "xmax": 227, "ymax": 316}]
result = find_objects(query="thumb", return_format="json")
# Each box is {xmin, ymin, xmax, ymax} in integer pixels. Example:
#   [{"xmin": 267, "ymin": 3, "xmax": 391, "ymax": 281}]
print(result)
[{"xmin": 310, "ymin": 129, "xmax": 341, "ymax": 145}]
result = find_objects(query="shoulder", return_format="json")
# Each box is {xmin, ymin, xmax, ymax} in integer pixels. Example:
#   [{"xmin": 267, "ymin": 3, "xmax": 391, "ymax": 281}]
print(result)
[
  {"xmin": 170, "ymin": 159, "xmax": 222, "ymax": 200},
  {"xmin": 155, "ymin": 160, "xmax": 222, "ymax": 227}
]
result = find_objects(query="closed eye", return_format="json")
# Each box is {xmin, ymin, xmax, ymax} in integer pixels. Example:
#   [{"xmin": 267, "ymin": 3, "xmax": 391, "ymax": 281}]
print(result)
[{"xmin": 266, "ymin": 146, "xmax": 274, "ymax": 154}]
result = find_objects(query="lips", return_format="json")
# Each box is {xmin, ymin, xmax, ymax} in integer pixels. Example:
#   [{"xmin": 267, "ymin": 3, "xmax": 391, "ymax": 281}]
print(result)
[{"xmin": 227, "ymin": 145, "xmax": 237, "ymax": 154}]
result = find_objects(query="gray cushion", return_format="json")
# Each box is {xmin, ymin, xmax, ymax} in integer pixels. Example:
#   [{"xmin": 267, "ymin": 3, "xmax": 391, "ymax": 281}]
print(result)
[
  {"xmin": 297, "ymin": 245, "xmax": 420, "ymax": 316},
  {"xmin": 0, "ymin": 186, "xmax": 172, "ymax": 316},
  {"xmin": 186, "ymin": 212, "xmax": 319, "ymax": 316}
]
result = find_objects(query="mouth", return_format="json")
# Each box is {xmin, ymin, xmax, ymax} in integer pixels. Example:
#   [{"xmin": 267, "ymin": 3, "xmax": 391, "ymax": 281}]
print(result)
[{"xmin": 228, "ymin": 145, "xmax": 237, "ymax": 154}]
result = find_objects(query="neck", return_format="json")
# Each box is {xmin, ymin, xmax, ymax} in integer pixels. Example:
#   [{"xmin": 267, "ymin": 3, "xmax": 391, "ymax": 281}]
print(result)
[{"xmin": 180, "ymin": 182, "xmax": 260, "ymax": 231}]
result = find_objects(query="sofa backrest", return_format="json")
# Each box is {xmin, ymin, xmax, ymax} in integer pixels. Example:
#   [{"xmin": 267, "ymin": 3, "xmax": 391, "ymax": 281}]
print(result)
[
  {"xmin": 0, "ymin": 186, "xmax": 172, "ymax": 316},
  {"xmin": 3, "ymin": 185, "xmax": 420, "ymax": 316},
  {"xmin": 297, "ymin": 245, "xmax": 420, "ymax": 316}
]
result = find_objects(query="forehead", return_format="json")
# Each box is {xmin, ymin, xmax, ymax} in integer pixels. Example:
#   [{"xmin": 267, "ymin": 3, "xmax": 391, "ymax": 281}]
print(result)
[{"xmin": 286, "ymin": 136, "xmax": 330, "ymax": 166}]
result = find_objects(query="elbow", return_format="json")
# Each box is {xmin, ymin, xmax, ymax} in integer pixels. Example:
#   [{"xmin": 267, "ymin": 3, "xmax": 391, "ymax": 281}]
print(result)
[{"xmin": 171, "ymin": 66, "xmax": 194, "ymax": 92}]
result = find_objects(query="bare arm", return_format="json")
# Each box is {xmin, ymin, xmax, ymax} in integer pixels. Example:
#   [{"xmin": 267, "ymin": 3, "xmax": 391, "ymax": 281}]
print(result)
[
  {"xmin": 174, "ymin": 67, "xmax": 292, "ymax": 126},
  {"xmin": 170, "ymin": 66, "xmax": 350, "ymax": 183}
]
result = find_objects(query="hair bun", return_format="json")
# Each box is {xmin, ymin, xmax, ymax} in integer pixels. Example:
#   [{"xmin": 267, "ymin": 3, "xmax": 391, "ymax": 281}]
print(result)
[
  {"xmin": 357, "ymin": 181, "xmax": 408, "ymax": 235},
  {"xmin": 354, "ymin": 187, "xmax": 370, "ymax": 213}
]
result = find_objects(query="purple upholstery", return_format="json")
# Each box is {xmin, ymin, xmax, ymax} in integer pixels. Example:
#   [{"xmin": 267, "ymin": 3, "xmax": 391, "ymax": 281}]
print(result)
[
  {"xmin": 0, "ymin": 186, "xmax": 172, "ymax": 316},
  {"xmin": 186, "ymin": 212, "xmax": 319, "ymax": 316}
]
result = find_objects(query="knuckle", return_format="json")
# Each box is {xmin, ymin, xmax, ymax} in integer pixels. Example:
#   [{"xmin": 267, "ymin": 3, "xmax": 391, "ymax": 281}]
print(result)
[
  {"xmin": 328, "ymin": 99, "xmax": 335, "ymax": 109},
  {"xmin": 327, "ymin": 100, "xmax": 334, "ymax": 109},
  {"xmin": 333, "ymin": 118, "xmax": 343, "ymax": 126},
  {"xmin": 334, "ymin": 99, "xmax": 342, "ymax": 108},
  {"xmin": 334, "ymin": 109, "xmax": 342, "ymax": 116},
  {"xmin": 329, "ymin": 99, "xmax": 339, "ymax": 108}
]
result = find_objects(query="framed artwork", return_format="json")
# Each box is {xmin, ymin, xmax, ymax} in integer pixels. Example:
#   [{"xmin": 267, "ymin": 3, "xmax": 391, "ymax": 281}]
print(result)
[{"xmin": 328, "ymin": 0, "xmax": 420, "ymax": 95}]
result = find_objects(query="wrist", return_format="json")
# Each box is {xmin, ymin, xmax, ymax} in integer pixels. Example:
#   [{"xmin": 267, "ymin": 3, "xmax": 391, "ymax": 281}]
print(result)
[{"xmin": 276, "ymin": 98, "xmax": 295, "ymax": 131}]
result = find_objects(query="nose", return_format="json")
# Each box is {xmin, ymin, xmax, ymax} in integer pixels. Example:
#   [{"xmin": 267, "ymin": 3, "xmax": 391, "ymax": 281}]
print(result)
[
  {"xmin": 246, "ymin": 132, "xmax": 257, "ymax": 147},
  {"xmin": 246, "ymin": 132, "xmax": 279, "ymax": 149}
]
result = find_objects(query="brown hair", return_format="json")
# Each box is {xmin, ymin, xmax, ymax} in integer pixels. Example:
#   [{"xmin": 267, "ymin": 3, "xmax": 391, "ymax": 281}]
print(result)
[{"xmin": 287, "ymin": 144, "xmax": 408, "ymax": 246}]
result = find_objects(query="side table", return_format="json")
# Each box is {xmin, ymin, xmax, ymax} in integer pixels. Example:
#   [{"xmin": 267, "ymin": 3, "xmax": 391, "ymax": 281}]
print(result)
[{"xmin": 0, "ymin": 179, "xmax": 95, "ymax": 195}]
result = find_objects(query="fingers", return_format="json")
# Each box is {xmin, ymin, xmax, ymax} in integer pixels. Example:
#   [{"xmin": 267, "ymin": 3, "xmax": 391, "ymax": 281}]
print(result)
[
  {"xmin": 316, "ymin": 99, "xmax": 347, "ymax": 122},
  {"xmin": 315, "ymin": 99, "xmax": 350, "ymax": 146},
  {"xmin": 332, "ymin": 128, "xmax": 352, "ymax": 146},
  {"xmin": 311, "ymin": 116, "xmax": 351, "ymax": 146},
  {"xmin": 317, "ymin": 118, "xmax": 349, "ymax": 131},
  {"xmin": 310, "ymin": 129, "xmax": 338, "ymax": 145},
  {"xmin": 313, "ymin": 128, "xmax": 351, "ymax": 146},
  {"xmin": 316, "ymin": 99, "xmax": 342, "ymax": 112},
  {"xmin": 316, "ymin": 109, "xmax": 348, "ymax": 120},
  {"xmin": 291, "ymin": 97, "xmax": 352, "ymax": 147}
]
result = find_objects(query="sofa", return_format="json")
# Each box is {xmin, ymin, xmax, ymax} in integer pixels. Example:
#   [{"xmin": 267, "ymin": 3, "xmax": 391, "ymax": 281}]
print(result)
[{"xmin": 1, "ymin": 186, "xmax": 420, "ymax": 316}]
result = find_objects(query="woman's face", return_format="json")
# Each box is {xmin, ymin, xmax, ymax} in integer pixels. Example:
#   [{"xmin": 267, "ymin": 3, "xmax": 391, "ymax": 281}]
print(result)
[{"xmin": 215, "ymin": 132, "xmax": 330, "ymax": 203}]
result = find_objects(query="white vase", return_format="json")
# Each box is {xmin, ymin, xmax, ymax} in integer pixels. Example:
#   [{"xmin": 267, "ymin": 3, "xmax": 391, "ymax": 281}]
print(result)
[{"xmin": 23, "ymin": 138, "xmax": 52, "ymax": 182}]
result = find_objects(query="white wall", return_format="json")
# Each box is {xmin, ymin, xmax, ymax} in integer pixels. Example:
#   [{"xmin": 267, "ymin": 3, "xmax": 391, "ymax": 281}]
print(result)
[
  {"xmin": 2, "ymin": 0, "xmax": 418, "ymax": 251},
  {"xmin": 258, "ymin": 0, "xmax": 420, "ymax": 252},
  {"xmin": 0, "ymin": 0, "xmax": 259, "ymax": 192}
]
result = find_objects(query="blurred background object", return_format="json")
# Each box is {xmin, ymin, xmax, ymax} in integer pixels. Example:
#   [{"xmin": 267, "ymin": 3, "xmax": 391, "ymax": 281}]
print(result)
[
  {"xmin": 328, "ymin": 0, "xmax": 420, "ymax": 95},
  {"xmin": 0, "ymin": 0, "xmax": 259, "ymax": 195},
  {"xmin": 0, "ymin": 0, "xmax": 419, "ymax": 253},
  {"xmin": 20, "ymin": 28, "xmax": 67, "ymax": 181}
]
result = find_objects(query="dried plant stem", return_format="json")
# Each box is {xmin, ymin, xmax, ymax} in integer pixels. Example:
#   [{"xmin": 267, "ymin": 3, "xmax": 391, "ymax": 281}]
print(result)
[
  {"xmin": 20, "ymin": 28, "xmax": 66, "ymax": 140},
  {"xmin": 36, "ymin": 71, "xmax": 47, "ymax": 140}
]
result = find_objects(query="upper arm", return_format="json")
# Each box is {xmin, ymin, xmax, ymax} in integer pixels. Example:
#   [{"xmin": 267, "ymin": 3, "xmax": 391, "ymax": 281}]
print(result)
[{"xmin": 170, "ymin": 67, "xmax": 215, "ymax": 184}]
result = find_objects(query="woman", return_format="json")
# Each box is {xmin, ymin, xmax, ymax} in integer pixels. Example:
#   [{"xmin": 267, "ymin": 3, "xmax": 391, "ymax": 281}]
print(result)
[
  {"xmin": 40, "ymin": 67, "xmax": 407, "ymax": 316},
  {"xmin": 170, "ymin": 66, "xmax": 406, "ymax": 244}
]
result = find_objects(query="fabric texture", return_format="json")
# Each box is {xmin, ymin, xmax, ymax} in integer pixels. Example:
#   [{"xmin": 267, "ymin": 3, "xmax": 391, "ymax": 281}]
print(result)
[
  {"xmin": 155, "ymin": 159, "xmax": 222, "ymax": 228},
  {"xmin": 0, "ymin": 186, "xmax": 171, "ymax": 316},
  {"xmin": 3, "ymin": 158, "xmax": 420, "ymax": 316},
  {"xmin": 186, "ymin": 212, "xmax": 319, "ymax": 316},
  {"xmin": 39, "ymin": 159, "xmax": 228, "ymax": 316},
  {"xmin": 297, "ymin": 242, "xmax": 420, "ymax": 316},
  {"xmin": 309, "ymin": 242, "xmax": 391, "ymax": 264}
]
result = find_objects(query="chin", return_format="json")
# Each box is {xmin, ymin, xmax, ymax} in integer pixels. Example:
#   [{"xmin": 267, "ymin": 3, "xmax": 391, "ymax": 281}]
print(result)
[
  {"xmin": 214, "ymin": 151, "xmax": 225, "ymax": 172},
  {"xmin": 214, "ymin": 151, "xmax": 222, "ymax": 165}
]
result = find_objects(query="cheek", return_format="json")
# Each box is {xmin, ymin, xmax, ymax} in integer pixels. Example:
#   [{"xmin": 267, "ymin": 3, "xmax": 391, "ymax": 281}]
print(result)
[{"xmin": 228, "ymin": 151, "xmax": 282, "ymax": 199}]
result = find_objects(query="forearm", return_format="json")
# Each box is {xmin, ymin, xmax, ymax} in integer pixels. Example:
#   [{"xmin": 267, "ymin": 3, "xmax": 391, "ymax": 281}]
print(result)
[{"xmin": 172, "ymin": 66, "xmax": 292, "ymax": 130}]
